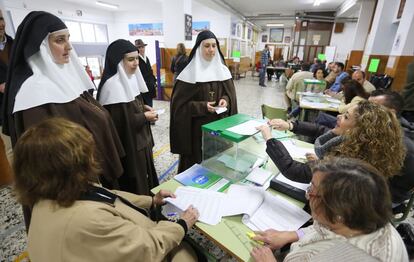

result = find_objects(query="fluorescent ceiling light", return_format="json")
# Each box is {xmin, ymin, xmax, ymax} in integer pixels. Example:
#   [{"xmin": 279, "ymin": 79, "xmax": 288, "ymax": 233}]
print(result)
[
  {"xmin": 314, "ymin": 0, "xmax": 322, "ymax": 6},
  {"xmin": 96, "ymin": 1, "xmax": 119, "ymax": 9},
  {"xmin": 266, "ymin": 23, "xmax": 284, "ymax": 27}
]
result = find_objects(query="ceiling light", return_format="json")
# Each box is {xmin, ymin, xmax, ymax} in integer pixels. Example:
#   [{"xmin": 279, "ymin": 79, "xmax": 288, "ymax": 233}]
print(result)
[
  {"xmin": 314, "ymin": 0, "xmax": 322, "ymax": 6},
  {"xmin": 96, "ymin": 1, "xmax": 119, "ymax": 9},
  {"xmin": 266, "ymin": 23, "xmax": 284, "ymax": 27}
]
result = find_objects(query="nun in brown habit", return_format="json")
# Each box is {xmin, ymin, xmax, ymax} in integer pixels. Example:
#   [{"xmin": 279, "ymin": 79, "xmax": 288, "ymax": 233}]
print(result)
[
  {"xmin": 1, "ymin": 11, "xmax": 125, "ymax": 228},
  {"xmin": 97, "ymin": 39, "xmax": 159, "ymax": 195},
  {"xmin": 170, "ymin": 30, "xmax": 238, "ymax": 173}
]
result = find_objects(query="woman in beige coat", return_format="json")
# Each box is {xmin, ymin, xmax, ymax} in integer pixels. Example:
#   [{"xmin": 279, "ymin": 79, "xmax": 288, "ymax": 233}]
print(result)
[{"xmin": 13, "ymin": 118, "xmax": 199, "ymax": 262}]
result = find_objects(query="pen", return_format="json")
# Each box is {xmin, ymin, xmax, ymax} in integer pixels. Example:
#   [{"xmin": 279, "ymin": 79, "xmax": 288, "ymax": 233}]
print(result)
[{"xmin": 166, "ymin": 212, "xmax": 178, "ymax": 217}]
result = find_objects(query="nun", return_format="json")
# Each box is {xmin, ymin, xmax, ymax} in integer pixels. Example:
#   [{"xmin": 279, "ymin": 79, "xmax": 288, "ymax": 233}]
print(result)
[
  {"xmin": 170, "ymin": 30, "xmax": 238, "ymax": 173},
  {"xmin": 1, "ymin": 11, "xmax": 124, "ymax": 191},
  {"xmin": 97, "ymin": 39, "xmax": 159, "ymax": 195}
]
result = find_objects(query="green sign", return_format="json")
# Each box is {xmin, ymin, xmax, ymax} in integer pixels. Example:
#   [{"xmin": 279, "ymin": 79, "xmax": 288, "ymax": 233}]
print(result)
[
  {"xmin": 317, "ymin": 53, "xmax": 326, "ymax": 61},
  {"xmin": 232, "ymin": 50, "xmax": 241, "ymax": 58},
  {"xmin": 368, "ymin": 58, "xmax": 380, "ymax": 73}
]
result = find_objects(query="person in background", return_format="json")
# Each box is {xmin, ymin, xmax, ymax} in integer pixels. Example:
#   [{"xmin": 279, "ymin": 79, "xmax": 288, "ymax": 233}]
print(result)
[
  {"xmin": 135, "ymin": 39, "xmax": 157, "ymax": 107},
  {"xmin": 337, "ymin": 79, "xmax": 369, "ymax": 114},
  {"xmin": 14, "ymin": 118, "xmax": 200, "ymax": 262},
  {"xmin": 97, "ymin": 39, "xmax": 159, "ymax": 196},
  {"xmin": 352, "ymin": 70, "xmax": 376, "ymax": 94},
  {"xmin": 258, "ymin": 101, "xmax": 405, "ymax": 185},
  {"xmin": 170, "ymin": 30, "xmax": 238, "ymax": 172},
  {"xmin": 259, "ymin": 44, "xmax": 270, "ymax": 87},
  {"xmin": 369, "ymin": 89, "xmax": 414, "ymax": 205},
  {"xmin": 170, "ymin": 43, "xmax": 188, "ymax": 83},
  {"xmin": 0, "ymin": 8, "xmax": 13, "ymax": 186},
  {"xmin": 401, "ymin": 62, "xmax": 414, "ymax": 122},
  {"xmin": 309, "ymin": 58, "xmax": 322, "ymax": 73},
  {"xmin": 324, "ymin": 62, "xmax": 338, "ymax": 88},
  {"xmin": 288, "ymin": 67, "xmax": 327, "ymax": 119},
  {"xmin": 285, "ymin": 63, "xmax": 313, "ymax": 113},
  {"xmin": 279, "ymin": 68, "xmax": 293, "ymax": 91},
  {"xmin": 325, "ymin": 62, "xmax": 348, "ymax": 94},
  {"xmin": 1, "ymin": 11, "xmax": 124, "ymax": 227},
  {"xmin": 251, "ymin": 157, "xmax": 408, "ymax": 262}
]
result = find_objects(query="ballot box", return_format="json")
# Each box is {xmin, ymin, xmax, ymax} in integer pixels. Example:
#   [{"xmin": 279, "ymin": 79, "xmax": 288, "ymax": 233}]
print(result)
[{"xmin": 201, "ymin": 114, "xmax": 275, "ymax": 183}]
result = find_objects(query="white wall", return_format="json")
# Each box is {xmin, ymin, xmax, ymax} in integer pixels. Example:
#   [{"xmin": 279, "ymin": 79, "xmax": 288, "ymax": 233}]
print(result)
[{"xmin": 329, "ymin": 21, "xmax": 357, "ymax": 62}]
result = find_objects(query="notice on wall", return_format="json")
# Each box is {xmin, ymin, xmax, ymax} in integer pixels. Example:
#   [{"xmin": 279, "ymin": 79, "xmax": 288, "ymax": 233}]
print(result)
[
  {"xmin": 386, "ymin": 56, "xmax": 396, "ymax": 69},
  {"xmin": 312, "ymin": 35, "xmax": 321, "ymax": 45}
]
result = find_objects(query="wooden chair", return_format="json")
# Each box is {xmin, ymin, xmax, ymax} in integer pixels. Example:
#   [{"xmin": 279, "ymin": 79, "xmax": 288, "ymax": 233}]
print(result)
[{"xmin": 261, "ymin": 104, "xmax": 288, "ymax": 120}]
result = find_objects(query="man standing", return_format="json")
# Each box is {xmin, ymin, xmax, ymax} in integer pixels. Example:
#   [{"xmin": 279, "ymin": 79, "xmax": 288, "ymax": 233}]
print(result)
[
  {"xmin": 135, "ymin": 39, "xmax": 157, "ymax": 107},
  {"xmin": 352, "ymin": 70, "xmax": 375, "ymax": 94},
  {"xmin": 325, "ymin": 62, "xmax": 348, "ymax": 94},
  {"xmin": 0, "ymin": 9, "xmax": 13, "ymax": 186},
  {"xmin": 259, "ymin": 44, "xmax": 270, "ymax": 87}
]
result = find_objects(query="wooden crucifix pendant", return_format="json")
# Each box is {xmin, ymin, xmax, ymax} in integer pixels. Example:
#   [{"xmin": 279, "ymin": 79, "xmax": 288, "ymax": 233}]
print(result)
[{"xmin": 209, "ymin": 91, "xmax": 215, "ymax": 102}]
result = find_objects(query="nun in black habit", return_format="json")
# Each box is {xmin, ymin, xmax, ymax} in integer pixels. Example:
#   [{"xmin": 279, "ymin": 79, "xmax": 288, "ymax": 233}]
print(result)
[
  {"xmin": 1, "ymin": 11, "xmax": 124, "ymax": 190},
  {"xmin": 97, "ymin": 39, "xmax": 159, "ymax": 195},
  {"xmin": 170, "ymin": 30, "xmax": 238, "ymax": 173}
]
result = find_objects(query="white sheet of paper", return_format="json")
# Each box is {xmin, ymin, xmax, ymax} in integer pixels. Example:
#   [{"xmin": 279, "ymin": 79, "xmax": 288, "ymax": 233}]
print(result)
[
  {"xmin": 275, "ymin": 173, "xmax": 310, "ymax": 191},
  {"xmin": 221, "ymin": 184, "xmax": 265, "ymax": 217},
  {"xmin": 281, "ymin": 140, "xmax": 315, "ymax": 159},
  {"xmin": 244, "ymin": 192, "xmax": 311, "ymax": 231},
  {"xmin": 226, "ymin": 120, "xmax": 267, "ymax": 136},
  {"xmin": 245, "ymin": 167, "xmax": 274, "ymax": 186},
  {"xmin": 165, "ymin": 187, "xmax": 224, "ymax": 225},
  {"xmin": 156, "ymin": 109, "xmax": 165, "ymax": 115},
  {"xmin": 214, "ymin": 106, "xmax": 227, "ymax": 114}
]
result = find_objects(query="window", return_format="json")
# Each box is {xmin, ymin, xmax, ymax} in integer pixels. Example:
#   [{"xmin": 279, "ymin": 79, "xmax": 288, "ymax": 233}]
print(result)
[{"xmin": 64, "ymin": 20, "xmax": 108, "ymax": 44}]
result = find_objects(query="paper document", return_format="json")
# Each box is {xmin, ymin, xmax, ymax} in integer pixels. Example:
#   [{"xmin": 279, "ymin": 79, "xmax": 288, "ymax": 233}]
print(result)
[
  {"xmin": 275, "ymin": 173, "xmax": 310, "ymax": 191},
  {"xmin": 174, "ymin": 164, "xmax": 226, "ymax": 190},
  {"xmin": 165, "ymin": 187, "xmax": 224, "ymax": 225},
  {"xmin": 217, "ymin": 154, "xmax": 255, "ymax": 173},
  {"xmin": 214, "ymin": 106, "xmax": 227, "ymax": 114},
  {"xmin": 226, "ymin": 120, "xmax": 267, "ymax": 136},
  {"xmin": 281, "ymin": 140, "xmax": 315, "ymax": 159},
  {"xmin": 222, "ymin": 184, "xmax": 311, "ymax": 231},
  {"xmin": 245, "ymin": 167, "xmax": 274, "ymax": 186},
  {"xmin": 155, "ymin": 109, "xmax": 165, "ymax": 115},
  {"xmin": 244, "ymin": 193, "xmax": 311, "ymax": 231}
]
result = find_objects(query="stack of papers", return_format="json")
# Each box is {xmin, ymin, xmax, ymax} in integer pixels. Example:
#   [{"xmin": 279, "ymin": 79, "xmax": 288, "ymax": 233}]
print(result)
[
  {"xmin": 165, "ymin": 184, "xmax": 311, "ymax": 230},
  {"xmin": 174, "ymin": 164, "xmax": 230, "ymax": 191},
  {"xmin": 280, "ymin": 140, "xmax": 315, "ymax": 159},
  {"xmin": 275, "ymin": 173, "xmax": 310, "ymax": 191},
  {"xmin": 165, "ymin": 187, "xmax": 225, "ymax": 225},
  {"xmin": 226, "ymin": 120, "xmax": 267, "ymax": 136},
  {"xmin": 245, "ymin": 167, "xmax": 274, "ymax": 186}
]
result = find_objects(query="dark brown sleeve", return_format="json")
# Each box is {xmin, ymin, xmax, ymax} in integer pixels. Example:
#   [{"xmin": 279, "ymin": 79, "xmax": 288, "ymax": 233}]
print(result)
[{"xmin": 189, "ymin": 101, "xmax": 209, "ymax": 116}]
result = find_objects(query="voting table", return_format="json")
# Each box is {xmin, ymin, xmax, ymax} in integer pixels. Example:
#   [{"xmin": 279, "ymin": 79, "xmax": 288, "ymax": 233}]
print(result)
[
  {"xmin": 298, "ymin": 92, "xmax": 340, "ymax": 122},
  {"xmin": 152, "ymin": 114, "xmax": 314, "ymax": 261}
]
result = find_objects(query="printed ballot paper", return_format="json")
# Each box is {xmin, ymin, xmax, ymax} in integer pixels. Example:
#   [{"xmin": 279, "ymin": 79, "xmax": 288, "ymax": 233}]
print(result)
[
  {"xmin": 165, "ymin": 184, "xmax": 311, "ymax": 230},
  {"xmin": 223, "ymin": 185, "xmax": 311, "ymax": 231},
  {"xmin": 226, "ymin": 120, "xmax": 267, "ymax": 136}
]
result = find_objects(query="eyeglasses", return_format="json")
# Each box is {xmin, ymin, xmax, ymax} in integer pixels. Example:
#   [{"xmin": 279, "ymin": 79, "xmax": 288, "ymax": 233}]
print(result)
[{"xmin": 305, "ymin": 184, "xmax": 319, "ymax": 200}]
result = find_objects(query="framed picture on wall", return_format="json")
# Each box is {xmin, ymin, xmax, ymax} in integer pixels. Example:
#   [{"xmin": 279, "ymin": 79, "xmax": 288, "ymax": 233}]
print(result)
[
  {"xmin": 284, "ymin": 36, "xmax": 291, "ymax": 43},
  {"xmin": 261, "ymin": 34, "xmax": 268, "ymax": 42},
  {"xmin": 269, "ymin": 28, "xmax": 284, "ymax": 43}
]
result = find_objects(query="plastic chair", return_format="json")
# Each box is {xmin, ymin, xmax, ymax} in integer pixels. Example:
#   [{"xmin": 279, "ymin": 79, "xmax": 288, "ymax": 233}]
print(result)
[
  {"xmin": 392, "ymin": 191, "xmax": 414, "ymax": 225},
  {"xmin": 261, "ymin": 104, "xmax": 288, "ymax": 120}
]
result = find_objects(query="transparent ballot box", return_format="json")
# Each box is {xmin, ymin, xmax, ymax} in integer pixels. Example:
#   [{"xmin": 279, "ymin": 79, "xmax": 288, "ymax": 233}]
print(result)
[{"xmin": 201, "ymin": 114, "xmax": 268, "ymax": 183}]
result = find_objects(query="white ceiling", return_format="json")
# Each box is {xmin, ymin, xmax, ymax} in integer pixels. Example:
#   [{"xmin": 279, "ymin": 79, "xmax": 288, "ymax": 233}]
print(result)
[{"xmin": 221, "ymin": 0, "xmax": 347, "ymax": 16}]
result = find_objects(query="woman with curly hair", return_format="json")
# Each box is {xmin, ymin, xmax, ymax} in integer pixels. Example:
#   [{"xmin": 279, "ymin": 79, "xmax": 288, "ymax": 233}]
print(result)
[{"xmin": 257, "ymin": 100, "xmax": 405, "ymax": 185}]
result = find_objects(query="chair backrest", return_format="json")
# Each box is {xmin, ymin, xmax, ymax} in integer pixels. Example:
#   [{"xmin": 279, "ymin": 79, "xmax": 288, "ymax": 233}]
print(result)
[
  {"xmin": 261, "ymin": 104, "xmax": 287, "ymax": 120},
  {"xmin": 392, "ymin": 191, "xmax": 414, "ymax": 224}
]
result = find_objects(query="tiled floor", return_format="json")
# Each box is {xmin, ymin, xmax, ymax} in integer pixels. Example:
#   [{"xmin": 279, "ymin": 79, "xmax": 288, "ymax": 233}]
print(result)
[{"xmin": 2, "ymin": 75, "xmax": 413, "ymax": 261}]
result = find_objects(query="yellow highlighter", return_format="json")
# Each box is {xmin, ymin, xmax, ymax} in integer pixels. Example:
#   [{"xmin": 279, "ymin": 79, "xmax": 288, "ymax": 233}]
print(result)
[{"xmin": 246, "ymin": 232, "xmax": 265, "ymax": 245}]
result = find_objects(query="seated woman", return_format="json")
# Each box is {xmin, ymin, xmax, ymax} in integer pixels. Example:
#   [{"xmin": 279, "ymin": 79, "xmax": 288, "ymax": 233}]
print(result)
[
  {"xmin": 13, "ymin": 118, "xmax": 200, "ymax": 262},
  {"xmin": 337, "ymin": 79, "xmax": 369, "ymax": 114},
  {"xmin": 257, "ymin": 101, "xmax": 405, "ymax": 184},
  {"xmin": 289, "ymin": 67, "xmax": 327, "ymax": 118},
  {"xmin": 251, "ymin": 157, "xmax": 408, "ymax": 262}
]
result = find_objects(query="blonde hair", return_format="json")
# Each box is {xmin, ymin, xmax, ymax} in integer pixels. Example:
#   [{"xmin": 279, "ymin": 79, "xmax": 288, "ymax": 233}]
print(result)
[{"xmin": 330, "ymin": 101, "xmax": 406, "ymax": 178}]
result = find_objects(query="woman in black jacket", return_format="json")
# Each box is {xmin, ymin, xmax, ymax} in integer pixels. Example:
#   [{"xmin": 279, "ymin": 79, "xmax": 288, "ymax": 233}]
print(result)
[
  {"xmin": 170, "ymin": 43, "xmax": 188, "ymax": 83},
  {"xmin": 257, "ymin": 101, "xmax": 405, "ymax": 185}
]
